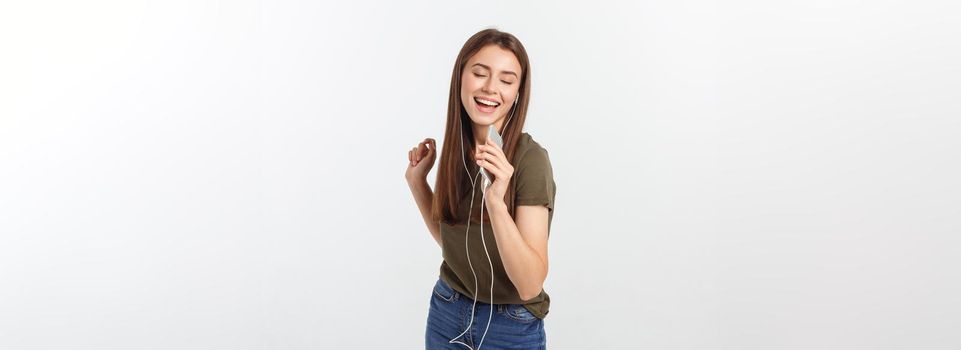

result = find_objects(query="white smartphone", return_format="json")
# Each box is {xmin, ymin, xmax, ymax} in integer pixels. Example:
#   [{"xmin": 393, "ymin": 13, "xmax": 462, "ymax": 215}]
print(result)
[{"xmin": 481, "ymin": 125, "xmax": 503, "ymax": 184}]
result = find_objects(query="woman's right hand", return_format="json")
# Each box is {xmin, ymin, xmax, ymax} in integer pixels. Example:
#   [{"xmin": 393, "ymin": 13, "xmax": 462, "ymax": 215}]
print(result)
[{"xmin": 405, "ymin": 138, "xmax": 436, "ymax": 182}]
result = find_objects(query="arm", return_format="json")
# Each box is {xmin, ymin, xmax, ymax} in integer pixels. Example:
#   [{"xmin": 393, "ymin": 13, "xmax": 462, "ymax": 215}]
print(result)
[
  {"xmin": 487, "ymin": 201, "xmax": 550, "ymax": 301},
  {"xmin": 407, "ymin": 177, "xmax": 441, "ymax": 248}
]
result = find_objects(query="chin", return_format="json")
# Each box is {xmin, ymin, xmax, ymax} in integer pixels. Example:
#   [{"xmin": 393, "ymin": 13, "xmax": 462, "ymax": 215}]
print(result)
[{"xmin": 468, "ymin": 111, "xmax": 501, "ymax": 125}]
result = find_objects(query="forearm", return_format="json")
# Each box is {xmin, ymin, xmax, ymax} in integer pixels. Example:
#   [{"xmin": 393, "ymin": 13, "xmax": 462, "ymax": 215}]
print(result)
[
  {"xmin": 487, "ymin": 202, "xmax": 547, "ymax": 300},
  {"xmin": 407, "ymin": 178, "xmax": 440, "ymax": 247}
]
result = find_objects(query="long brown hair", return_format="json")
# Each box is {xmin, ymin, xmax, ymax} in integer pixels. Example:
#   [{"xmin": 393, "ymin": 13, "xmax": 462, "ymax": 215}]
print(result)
[{"xmin": 432, "ymin": 28, "xmax": 532, "ymax": 225}]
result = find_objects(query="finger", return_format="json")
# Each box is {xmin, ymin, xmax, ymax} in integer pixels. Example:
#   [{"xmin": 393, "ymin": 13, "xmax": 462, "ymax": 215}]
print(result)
[
  {"xmin": 417, "ymin": 142, "xmax": 428, "ymax": 161},
  {"xmin": 426, "ymin": 139, "xmax": 436, "ymax": 155},
  {"xmin": 477, "ymin": 144, "xmax": 503, "ymax": 160},
  {"xmin": 484, "ymin": 135, "xmax": 506, "ymax": 158},
  {"xmin": 480, "ymin": 153, "xmax": 508, "ymax": 175},
  {"xmin": 476, "ymin": 148, "xmax": 495, "ymax": 169},
  {"xmin": 476, "ymin": 154, "xmax": 504, "ymax": 174},
  {"xmin": 409, "ymin": 149, "xmax": 413, "ymax": 165},
  {"xmin": 477, "ymin": 145, "xmax": 509, "ymax": 171},
  {"xmin": 476, "ymin": 159, "xmax": 504, "ymax": 180}
]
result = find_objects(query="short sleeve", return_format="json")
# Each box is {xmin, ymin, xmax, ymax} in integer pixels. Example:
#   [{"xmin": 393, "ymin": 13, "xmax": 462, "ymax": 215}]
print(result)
[{"xmin": 515, "ymin": 146, "xmax": 556, "ymax": 213}]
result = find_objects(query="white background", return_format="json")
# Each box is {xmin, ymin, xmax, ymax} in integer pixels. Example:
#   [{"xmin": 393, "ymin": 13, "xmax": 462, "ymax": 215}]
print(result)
[{"xmin": 2, "ymin": 0, "xmax": 959, "ymax": 349}]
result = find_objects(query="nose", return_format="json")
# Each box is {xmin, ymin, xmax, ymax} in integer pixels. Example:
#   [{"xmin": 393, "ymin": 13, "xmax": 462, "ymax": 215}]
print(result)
[{"xmin": 482, "ymin": 77, "xmax": 498, "ymax": 96}]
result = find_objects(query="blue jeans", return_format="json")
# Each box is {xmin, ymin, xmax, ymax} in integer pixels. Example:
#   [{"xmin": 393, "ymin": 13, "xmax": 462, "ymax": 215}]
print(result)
[{"xmin": 425, "ymin": 278, "xmax": 547, "ymax": 349}]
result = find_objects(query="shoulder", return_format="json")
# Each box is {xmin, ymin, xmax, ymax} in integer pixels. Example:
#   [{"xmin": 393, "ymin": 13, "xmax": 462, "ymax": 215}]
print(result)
[
  {"xmin": 516, "ymin": 132, "xmax": 551, "ymax": 165},
  {"xmin": 513, "ymin": 132, "xmax": 557, "ymax": 211},
  {"xmin": 514, "ymin": 132, "xmax": 553, "ymax": 176}
]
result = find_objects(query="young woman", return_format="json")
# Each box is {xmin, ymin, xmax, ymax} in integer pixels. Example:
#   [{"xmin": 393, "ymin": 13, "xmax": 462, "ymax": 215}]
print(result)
[{"xmin": 405, "ymin": 29, "xmax": 556, "ymax": 350}]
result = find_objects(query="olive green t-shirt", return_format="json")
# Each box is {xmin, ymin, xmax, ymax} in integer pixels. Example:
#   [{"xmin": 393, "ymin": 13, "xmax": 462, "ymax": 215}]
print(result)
[{"xmin": 438, "ymin": 132, "xmax": 556, "ymax": 319}]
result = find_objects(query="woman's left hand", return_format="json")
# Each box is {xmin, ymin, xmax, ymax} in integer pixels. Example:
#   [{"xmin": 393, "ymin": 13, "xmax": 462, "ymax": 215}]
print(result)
[{"xmin": 476, "ymin": 134, "xmax": 514, "ymax": 209}]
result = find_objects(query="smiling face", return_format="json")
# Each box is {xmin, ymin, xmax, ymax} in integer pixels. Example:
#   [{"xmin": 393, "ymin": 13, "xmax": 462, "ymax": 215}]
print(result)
[{"xmin": 460, "ymin": 44, "xmax": 523, "ymax": 130}]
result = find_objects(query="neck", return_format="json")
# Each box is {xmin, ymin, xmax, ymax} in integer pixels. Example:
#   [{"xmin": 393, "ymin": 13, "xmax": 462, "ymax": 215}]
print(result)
[{"xmin": 472, "ymin": 118, "xmax": 505, "ymax": 147}]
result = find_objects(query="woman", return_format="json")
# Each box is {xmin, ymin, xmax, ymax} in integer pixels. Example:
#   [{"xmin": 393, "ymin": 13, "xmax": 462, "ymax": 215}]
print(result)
[{"xmin": 405, "ymin": 28, "xmax": 556, "ymax": 350}]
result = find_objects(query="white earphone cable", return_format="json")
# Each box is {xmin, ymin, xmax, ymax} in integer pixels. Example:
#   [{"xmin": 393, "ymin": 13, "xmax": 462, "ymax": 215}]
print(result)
[{"xmin": 450, "ymin": 96, "xmax": 518, "ymax": 350}]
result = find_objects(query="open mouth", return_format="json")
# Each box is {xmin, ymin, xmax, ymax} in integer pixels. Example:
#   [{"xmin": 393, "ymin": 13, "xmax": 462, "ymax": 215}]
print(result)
[{"xmin": 474, "ymin": 97, "xmax": 500, "ymax": 114}]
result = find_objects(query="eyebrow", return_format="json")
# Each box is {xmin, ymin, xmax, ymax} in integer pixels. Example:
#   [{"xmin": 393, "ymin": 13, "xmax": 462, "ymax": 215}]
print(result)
[{"xmin": 471, "ymin": 63, "xmax": 518, "ymax": 78}]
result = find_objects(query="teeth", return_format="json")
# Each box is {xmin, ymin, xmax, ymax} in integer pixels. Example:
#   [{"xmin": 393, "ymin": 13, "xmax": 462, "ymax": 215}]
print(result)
[{"xmin": 475, "ymin": 98, "xmax": 500, "ymax": 107}]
